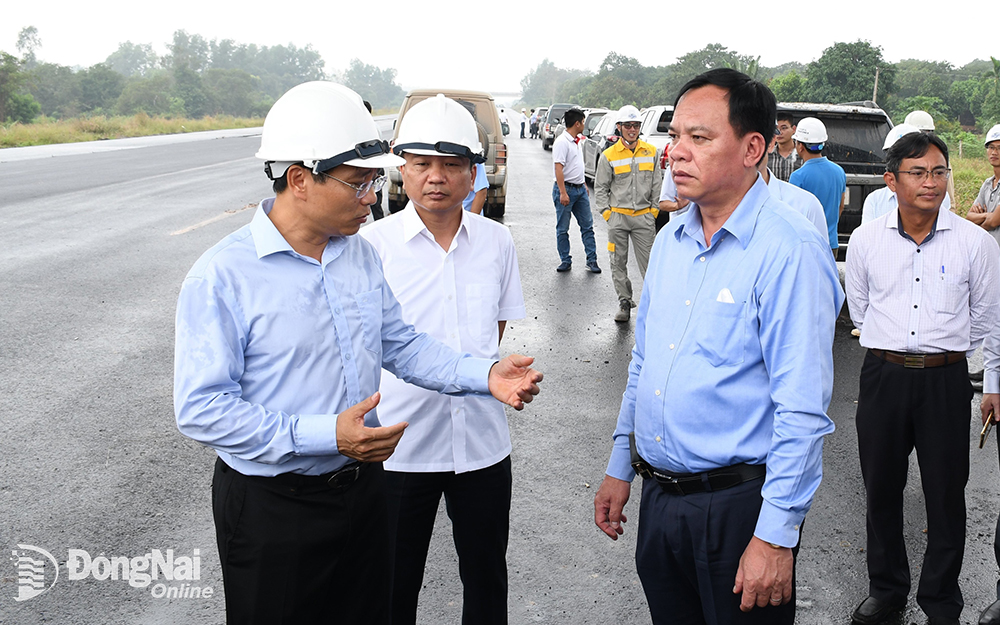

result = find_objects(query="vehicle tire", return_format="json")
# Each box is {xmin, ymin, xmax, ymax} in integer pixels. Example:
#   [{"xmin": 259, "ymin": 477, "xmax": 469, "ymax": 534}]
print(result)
[{"xmin": 484, "ymin": 203, "xmax": 505, "ymax": 219}]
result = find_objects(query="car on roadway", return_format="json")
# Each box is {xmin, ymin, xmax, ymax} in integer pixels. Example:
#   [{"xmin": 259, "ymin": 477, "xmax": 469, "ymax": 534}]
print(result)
[
  {"xmin": 777, "ymin": 102, "xmax": 893, "ymax": 259},
  {"xmin": 387, "ymin": 89, "xmax": 508, "ymax": 218},
  {"xmin": 638, "ymin": 105, "xmax": 674, "ymax": 171},
  {"xmin": 583, "ymin": 113, "xmax": 620, "ymax": 183},
  {"xmin": 540, "ymin": 103, "xmax": 580, "ymax": 150}
]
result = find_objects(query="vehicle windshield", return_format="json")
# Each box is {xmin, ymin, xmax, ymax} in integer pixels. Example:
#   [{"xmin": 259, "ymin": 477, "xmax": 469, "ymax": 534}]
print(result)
[
  {"xmin": 547, "ymin": 105, "xmax": 573, "ymax": 124},
  {"xmin": 820, "ymin": 117, "xmax": 892, "ymax": 172},
  {"xmin": 404, "ymin": 95, "xmax": 500, "ymax": 136}
]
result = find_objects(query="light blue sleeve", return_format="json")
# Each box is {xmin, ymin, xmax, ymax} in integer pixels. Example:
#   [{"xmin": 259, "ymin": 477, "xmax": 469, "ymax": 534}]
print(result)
[
  {"xmin": 173, "ymin": 276, "xmax": 339, "ymax": 462},
  {"xmin": 753, "ymin": 239, "xmax": 844, "ymax": 546},
  {"xmin": 463, "ymin": 162, "xmax": 490, "ymax": 210}
]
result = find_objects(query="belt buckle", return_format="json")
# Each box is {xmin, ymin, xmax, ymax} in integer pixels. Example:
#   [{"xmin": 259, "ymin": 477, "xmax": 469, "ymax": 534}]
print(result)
[
  {"xmin": 903, "ymin": 354, "xmax": 925, "ymax": 369},
  {"xmin": 327, "ymin": 464, "xmax": 361, "ymax": 489}
]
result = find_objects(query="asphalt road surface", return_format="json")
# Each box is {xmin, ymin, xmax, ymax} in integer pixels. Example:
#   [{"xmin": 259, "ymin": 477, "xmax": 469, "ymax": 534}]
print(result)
[{"xmin": 2, "ymin": 129, "xmax": 999, "ymax": 625}]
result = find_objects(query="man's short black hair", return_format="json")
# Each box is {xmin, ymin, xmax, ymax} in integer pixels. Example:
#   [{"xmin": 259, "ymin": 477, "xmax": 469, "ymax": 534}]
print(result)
[
  {"xmin": 674, "ymin": 68, "xmax": 776, "ymax": 161},
  {"xmin": 885, "ymin": 132, "xmax": 949, "ymax": 174},
  {"xmin": 271, "ymin": 164, "xmax": 326, "ymax": 194},
  {"xmin": 776, "ymin": 111, "xmax": 796, "ymax": 125},
  {"xmin": 564, "ymin": 107, "xmax": 585, "ymax": 128}
]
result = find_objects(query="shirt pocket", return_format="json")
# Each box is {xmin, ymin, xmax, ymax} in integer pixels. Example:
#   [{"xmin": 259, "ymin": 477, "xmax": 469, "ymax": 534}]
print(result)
[
  {"xmin": 355, "ymin": 288, "xmax": 383, "ymax": 355},
  {"xmin": 465, "ymin": 283, "xmax": 502, "ymax": 347},
  {"xmin": 933, "ymin": 274, "xmax": 967, "ymax": 319},
  {"xmin": 694, "ymin": 300, "xmax": 746, "ymax": 367}
]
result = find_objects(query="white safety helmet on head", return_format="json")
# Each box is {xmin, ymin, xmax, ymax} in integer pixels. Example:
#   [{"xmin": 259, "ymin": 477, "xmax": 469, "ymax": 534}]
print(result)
[
  {"xmin": 616, "ymin": 105, "xmax": 642, "ymax": 125},
  {"xmin": 882, "ymin": 123, "xmax": 920, "ymax": 151},
  {"xmin": 903, "ymin": 110, "xmax": 935, "ymax": 131},
  {"xmin": 985, "ymin": 124, "xmax": 1000, "ymax": 147},
  {"xmin": 792, "ymin": 117, "xmax": 828, "ymax": 147},
  {"xmin": 256, "ymin": 81, "xmax": 403, "ymax": 180},
  {"xmin": 392, "ymin": 94, "xmax": 486, "ymax": 163}
]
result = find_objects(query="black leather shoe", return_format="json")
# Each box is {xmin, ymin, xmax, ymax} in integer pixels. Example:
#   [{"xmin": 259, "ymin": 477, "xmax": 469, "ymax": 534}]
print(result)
[
  {"xmin": 980, "ymin": 598, "xmax": 1000, "ymax": 625},
  {"xmin": 852, "ymin": 596, "xmax": 905, "ymax": 624}
]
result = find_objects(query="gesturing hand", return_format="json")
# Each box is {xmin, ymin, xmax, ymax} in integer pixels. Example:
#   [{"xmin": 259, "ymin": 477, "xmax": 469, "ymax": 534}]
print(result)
[
  {"xmin": 336, "ymin": 392, "xmax": 407, "ymax": 462},
  {"xmin": 488, "ymin": 354, "xmax": 543, "ymax": 410}
]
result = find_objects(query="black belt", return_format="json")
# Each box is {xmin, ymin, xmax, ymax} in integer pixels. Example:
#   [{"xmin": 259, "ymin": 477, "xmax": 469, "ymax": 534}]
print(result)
[
  {"xmin": 869, "ymin": 349, "xmax": 965, "ymax": 369},
  {"xmin": 629, "ymin": 432, "xmax": 765, "ymax": 495},
  {"xmin": 563, "ymin": 181, "xmax": 584, "ymax": 188},
  {"xmin": 220, "ymin": 459, "xmax": 367, "ymax": 491}
]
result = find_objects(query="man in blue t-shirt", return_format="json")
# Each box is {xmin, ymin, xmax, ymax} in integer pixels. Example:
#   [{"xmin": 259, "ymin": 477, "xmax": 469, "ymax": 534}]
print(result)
[{"xmin": 789, "ymin": 117, "xmax": 846, "ymax": 259}]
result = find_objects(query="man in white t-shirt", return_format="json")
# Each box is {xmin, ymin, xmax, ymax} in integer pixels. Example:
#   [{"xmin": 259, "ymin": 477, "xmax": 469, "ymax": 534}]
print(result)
[{"xmin": 552, "ymin": 107, "xmax": 600, "ymax": 272}]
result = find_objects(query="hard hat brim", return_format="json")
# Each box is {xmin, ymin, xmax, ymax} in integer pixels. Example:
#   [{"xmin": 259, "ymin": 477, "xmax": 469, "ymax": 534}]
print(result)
[{"xmin": 343, "ymin": 152, "xmax": 405, "ymax": 168}]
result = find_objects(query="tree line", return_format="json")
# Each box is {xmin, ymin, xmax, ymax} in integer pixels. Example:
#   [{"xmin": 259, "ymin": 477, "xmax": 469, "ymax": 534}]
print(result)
[
  {"xmin": 520, "ymin": 41, "xmax": 1000, "ymax": 134},
  {"xmin": 0, "ymin": 27, "xmax": 408, "ymax": 123}
]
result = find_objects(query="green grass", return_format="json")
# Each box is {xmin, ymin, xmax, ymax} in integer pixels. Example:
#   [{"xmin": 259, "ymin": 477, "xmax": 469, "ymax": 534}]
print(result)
[
  {"xmin": 951, "ymin": 155, "xmax": 993, "ymax": 214},
  {"xmin": 0, "ymin": 114, "xmax": 263, "ymax": 149}
]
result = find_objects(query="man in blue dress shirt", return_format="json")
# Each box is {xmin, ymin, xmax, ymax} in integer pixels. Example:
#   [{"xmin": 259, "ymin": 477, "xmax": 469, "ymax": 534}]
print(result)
[
  {"xmin": 593, "ymin": 68, "xmax": 843, "ymax": 625},
  {"xmin": 788, "ymin": 117, "xmax": 847, "ymax": 260},
  {"xmin": 173, "ymin": 82, "xmax": 542, "ymax": 625}
]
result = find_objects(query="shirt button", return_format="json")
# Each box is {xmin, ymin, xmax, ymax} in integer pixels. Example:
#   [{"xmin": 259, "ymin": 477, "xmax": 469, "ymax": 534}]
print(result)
[
  {"xmin": 915, "ymin": 278, "xmax": 920, "ymax": 282},
  {"xmin": 794, "ymin": 524, "xmax": 800, "ymax": 530},
  {"xmin": 685, "ymin": 300, "xmax": 691, "ymax": 306},
  {"xmin": 345, "ymin": 353, "xmax": 352, "ymax": 361},
  {"xmin": 916, "ymin": 249, "xmax": 921, "ymax": 253},
  {"xmin": 448, "ymin": 295, "xmax": 453, "ymax": 300},
  {"xmin": 655, "ymin": 390, "xmax": 661, "ymax": 396},
  {"xmin": 655, "ymin": 436, "xmax": 662, "ymax": 442},
  {"xmin": 700, "ymin": 257, "xmax": 706, "ymax": 262},
  {"xmin": 669, "ymin": 344, "xmax": 675, "ymax": 349},
  {"xmin": 914, "ymin": 304, "xmax": 918, "ymax": 309},
  {"xmin": 335, "ymin": 308, "xmax": 342, "ymax": 315},
  {"xmin": 911, "ymin": 331, "xmax": 916, "ymax": 335}
]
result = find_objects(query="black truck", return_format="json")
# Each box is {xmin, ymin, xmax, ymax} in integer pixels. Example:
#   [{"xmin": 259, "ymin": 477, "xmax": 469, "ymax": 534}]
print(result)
[{"xmin": 777, "ymin": 102, "xmax": 894, "ymax": 260}]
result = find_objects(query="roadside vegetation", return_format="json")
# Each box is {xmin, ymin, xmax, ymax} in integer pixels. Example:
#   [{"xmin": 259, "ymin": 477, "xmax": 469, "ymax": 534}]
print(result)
[{"xmin": 0, "ymin": 113, "xmax": 261, "ymax": 148}]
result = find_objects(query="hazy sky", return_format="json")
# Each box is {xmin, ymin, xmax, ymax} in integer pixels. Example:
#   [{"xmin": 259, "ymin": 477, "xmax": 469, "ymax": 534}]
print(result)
[{"xmin": 1, "ymin": 1, "xmax": 991, "ymax": 98}]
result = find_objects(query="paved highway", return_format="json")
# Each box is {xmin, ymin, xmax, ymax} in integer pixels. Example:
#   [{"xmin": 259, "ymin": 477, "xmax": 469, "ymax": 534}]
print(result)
[{"xmin": 1, "ymin": 129, "xmax": 999, "ymax": 624}]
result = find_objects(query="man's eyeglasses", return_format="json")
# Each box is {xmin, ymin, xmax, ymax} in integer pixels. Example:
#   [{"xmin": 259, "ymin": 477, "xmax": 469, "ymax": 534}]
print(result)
[
  {"xmin": 895, "ymin": 168, "xmax": 951, "ymax": 182},
  {"xmin": 620, "ymin": 122, "xmax": 641, "ymax": 130},
  {"xmin": 318, "ymin": 172, "xmax": 387, "ymax": 198},
  {"xmin": 987, "ymin": 145, "xmax": 1000, "ymax": 153}
]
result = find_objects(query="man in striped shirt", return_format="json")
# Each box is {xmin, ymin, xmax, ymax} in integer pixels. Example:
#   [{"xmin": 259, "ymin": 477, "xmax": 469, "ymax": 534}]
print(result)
[{"xmin": 845, "ymin": 132, "xmax": 1000, "ymax": 625}]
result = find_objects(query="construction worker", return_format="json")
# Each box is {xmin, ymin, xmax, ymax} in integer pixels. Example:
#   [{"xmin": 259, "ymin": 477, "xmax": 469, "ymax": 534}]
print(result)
[
  {"xmin": 173, "ymin": 81, "xmax": 543, "ymax": 624},
  {"xmin": 789, "ymin": 117, "xmax": 846, "ymax": 260},
  {"xmin": 595, "ymin": 105, "xmax": 663, "ymax": 322}
]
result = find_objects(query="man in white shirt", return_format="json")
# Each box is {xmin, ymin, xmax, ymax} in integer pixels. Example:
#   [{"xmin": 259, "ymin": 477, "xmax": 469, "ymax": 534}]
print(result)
[
  {"xmin": 361, "ymin": 94, "xmax": 526, "ymax": 625},
  {"xmin": 552, "ymin": 107, "xmax": 600, "ymax": 272},
  {"xmin": 845, "ymin": 132, "xmax": 1000, "ymax": 625},
  {"xmin": 759, "ymin": 136, "xmax": 827, "ymax": 236}
]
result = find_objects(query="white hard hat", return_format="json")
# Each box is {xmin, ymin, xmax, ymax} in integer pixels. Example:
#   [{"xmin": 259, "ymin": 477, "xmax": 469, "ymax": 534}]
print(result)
[
  {"xmin": 882, "ymin": 123, "xmax": 920, "ymax": 151},
  {"xmin": 985, "ymin": 124, "xmax": 1000, "ymax": 147},
  {"xmin": 792, "ymin": 117, "xmax": 828, "ymax": 146},
  {"xmin": 616, "ymin": 105, "xmax": 642, "ymax": 124},
  {"xmin": 256, "ymin": 81, "xmax": 403, "ymax": 179},
  {"xmin": 903, "ymin": 110, "xmax": 935, "ymax": 131},
  {"xmin": 393, "ymin": 94, "xmax": 485, "ymax": 163}
]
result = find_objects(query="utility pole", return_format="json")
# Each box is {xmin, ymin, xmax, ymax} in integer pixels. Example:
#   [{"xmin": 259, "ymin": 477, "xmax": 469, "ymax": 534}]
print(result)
[{"xmin": 872, "ymin": 67, "xmax": 880, "ymax": 104}]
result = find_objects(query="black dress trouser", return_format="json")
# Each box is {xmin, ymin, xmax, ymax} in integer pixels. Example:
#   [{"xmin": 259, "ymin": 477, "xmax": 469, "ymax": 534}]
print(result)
[
  {"xmin": 212, "ymin": 458, "xmax": 391, "ymax": 625},
  {"xmin": 635, "ymin": 475, "xmax": 799, "ymax": 625},
  {"xmin": 856, "ymin": 350, "xmax": 973, "ymax": 619},
  {"xmin": 385, "ymin": 456, "xmax": 512, "ymax": 625}
]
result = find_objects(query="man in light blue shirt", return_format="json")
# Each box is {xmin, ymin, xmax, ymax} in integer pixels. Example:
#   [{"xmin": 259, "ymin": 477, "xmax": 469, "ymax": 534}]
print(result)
[
  {"xmin": 174, "ymin": 82, "xmax": 542, "ymax": 625},
  {"xmin": 593, "ymin": 69, "xmax": 843, "ymax": 625}
]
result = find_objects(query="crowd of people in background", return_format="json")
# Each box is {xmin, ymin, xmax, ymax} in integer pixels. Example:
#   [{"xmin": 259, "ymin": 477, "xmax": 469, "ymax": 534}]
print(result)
[{"xmin": 169, "ymin": 68, "xmax": 1000, "ymax": 625}]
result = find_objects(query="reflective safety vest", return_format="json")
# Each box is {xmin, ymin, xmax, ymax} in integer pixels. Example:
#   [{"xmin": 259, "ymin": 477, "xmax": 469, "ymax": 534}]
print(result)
[{"xmin": 594, "ymin": 139, "xmax": 663, "ymax": 220}]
